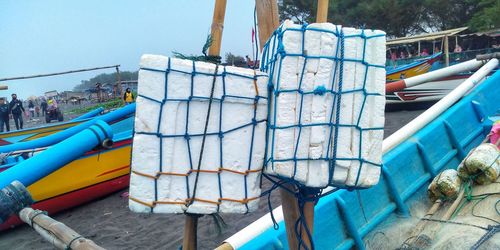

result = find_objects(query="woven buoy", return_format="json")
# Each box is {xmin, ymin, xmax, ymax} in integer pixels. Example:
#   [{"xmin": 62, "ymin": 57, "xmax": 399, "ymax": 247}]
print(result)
[
  {"xmin": 464, "ymin": 143, "xmax": 500, "ymax": 185},
  {"xmin": 428, "ymin": 169, "xmax": 461, "ymax": 201}
]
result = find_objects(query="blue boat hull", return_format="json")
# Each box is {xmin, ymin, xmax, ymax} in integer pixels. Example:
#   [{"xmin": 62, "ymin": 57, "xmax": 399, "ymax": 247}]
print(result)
[{"xmin": 242, "ymin": 69, "xmax": 500, "ymax": 249}]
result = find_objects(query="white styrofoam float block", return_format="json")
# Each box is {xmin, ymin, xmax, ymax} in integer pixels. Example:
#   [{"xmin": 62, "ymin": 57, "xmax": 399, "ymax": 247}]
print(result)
[
  {"xmin": 130, "ymin": 55, "xmax": 268, "ymax": 214},
  {"xmin": 263, "ymin": 21, "xmax": 386, "ymax": 188}
]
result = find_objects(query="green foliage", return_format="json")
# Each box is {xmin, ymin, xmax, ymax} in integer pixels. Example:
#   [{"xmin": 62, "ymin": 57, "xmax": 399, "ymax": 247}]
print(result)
[
  {"xmin": 468, "ymin": 0, "xmax": 500, "ymax": 31},
  {"xmin": 423, "ymin": 0, "xmax": 480, "ymax": 31},
  {"xmin": 172, "ymin": 35, "xmax": 222, "ymax": 64},
  {"xmin": 65, "ymin": 98, "xmax": 124, "ymax": 115},
  {"xmin": 279, "ymin": 0, "xmax": 500, "ymax": 37},
  {"xmin": 73, "ymin": 71, "xmax": 138, "ymax": 91}
]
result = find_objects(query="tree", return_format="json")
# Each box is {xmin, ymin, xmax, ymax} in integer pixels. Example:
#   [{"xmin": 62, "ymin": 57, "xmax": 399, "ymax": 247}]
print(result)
[
  {"xmin": 278, "ymin": 0, "xmax": 429, "ymax": 38},
  {"xmin": 468, "ymin": 0, "xmax": 500, "ymax": 31},
  {"xmin": 73, "ymin": 71, "xmax": 138, "ymax": 91},
  {"xmin": 224, "ymin": 53, "xmax": 247, "ymax": 67},
  {"xmin": 423, "ymin": 0, "xmax": 480, "ymax": 31}
]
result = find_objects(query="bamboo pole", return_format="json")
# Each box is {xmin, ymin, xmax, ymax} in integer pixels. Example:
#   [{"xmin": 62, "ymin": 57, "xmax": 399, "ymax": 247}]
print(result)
[
  {"xmin": 208, "ymin": 0, "xmax": 227, "ymax": 57},
  {"xmin": 115, "ymin": 66, "xmax": 122, "ymax": 100},
  {"xmin": 255, "ymin": 1, "xmax": 308, "ymax": 249},
  {"xmin": 316, "ymin": 0, "xmax": 329, "ymax": 23},
  {"xmin": 403, "ymin": 199, "xmax": 442, "ymax": 247},
  {"xmin": 410, "ymin": 188, "xmax": 465, "ymax": 249},
  {"xmin": 183, "ymin": 1, "xmax": 228, "ymax": 249},
  {"xmin": 255, "ymin": 0, "xmax": 280, "ymax": 50},
  {"xmin": 0, "ymin": 65, "xmax": 120, "ymax": 82},
  {"xmin": 183, "ymin": 214, "xmax": 199, "ymax": 250},
  {"xmin": 280, "ymin": 184, "xmax": 301, "ymax": 249},
  {"xmin": 444, "ymin": 35, "xmax": 450, "ymax": 67},
  {"xmin": 19, "ymin": 208, "xmax": 104, "ymax": 250}
]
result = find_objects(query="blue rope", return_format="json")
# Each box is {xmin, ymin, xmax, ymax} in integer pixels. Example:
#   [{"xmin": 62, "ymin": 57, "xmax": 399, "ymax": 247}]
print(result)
[
  {"xmin": 261, "ymin": 23, "xmax": 384, "ymax": 190},
  {"xmin": 137, "ymin": 59, "xmax": 268, "ymax": 213}
]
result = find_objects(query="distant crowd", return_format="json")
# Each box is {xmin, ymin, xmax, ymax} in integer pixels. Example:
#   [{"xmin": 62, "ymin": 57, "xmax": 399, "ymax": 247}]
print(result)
[
  {"xmin": 388, "ymin": 40, "xmax": 500, "ymax": 61},
  {"xmin": 0, "ymin": 94, "xmax": 58, "ymax": 132}
]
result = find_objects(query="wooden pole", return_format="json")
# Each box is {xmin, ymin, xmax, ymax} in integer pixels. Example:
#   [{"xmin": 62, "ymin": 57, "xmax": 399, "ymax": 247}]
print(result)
[
  {"xmin": 280, "ymin": 184, "xmax": 301, "ymax": 249},
  {"xmin": 255, "ymin": 0, "xmax": 280, "ymax": 50},
  {"xmin": 183, "ymin": 2, "xmax": 228, "ymax": 250},
  {"xmin": 208, "ymin": 0, "xmax": 227, "ymax": 57},
  {"xmin": 316, "ymin": 0, "xmax": 329, "ymax": 23},
  {"xmin": 255, "ymin": 1, "xmax": 309, "ymax": 249},
  {"xmin": 115, "ymin": 66, "xmax": 122, "ymax": 100},
  {"xmin": 0, "ymin": 65, "xmax": 120, "ymax": 82},
  {"xmin": 444, "ymin": 35, "xmax": 450, "ymax": 67},
  {"xmin": 403, "ymin": 199, "xmax": 442, "ymax": 247},
  {"xmin": 19, "ymin": 208, "xmax": 104, "ymax": 250},
  {"xmin": 183, "ymin": 214, "xmax": 199, "ymax": 250}
]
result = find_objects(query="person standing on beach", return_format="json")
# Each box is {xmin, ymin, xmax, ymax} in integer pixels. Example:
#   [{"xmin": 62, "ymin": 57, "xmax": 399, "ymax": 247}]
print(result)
[
  {"xmin": 41, "ymin": 99, "xmax": 48, "ymax": 116},
  {"xmin": 35, "ymin": 105, "xmax": 40, "ymax": 117},
  {"xmin": 28, "ymin": 100, "xmax": 35, "ymax": 119},
  {"xmin": 9, "ymin": 94, "xmax": 25, "ymax": 130},
  {"xmin": 0, "ymin": 98, "xmax": 10, "ymax": 132},
  {"xmin": 123, "ymin": 88, "xmax": 134, "ymax": 105}
]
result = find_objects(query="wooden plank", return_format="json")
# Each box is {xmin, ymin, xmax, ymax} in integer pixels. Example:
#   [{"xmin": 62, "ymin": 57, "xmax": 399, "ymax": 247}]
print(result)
[
  {"xmin": 208, "ymin": 0, "xmax": 227, "ymax": 57},
  {"xmin": 255, "ymin": 0, "xmax": 280, "ymax": 50}
]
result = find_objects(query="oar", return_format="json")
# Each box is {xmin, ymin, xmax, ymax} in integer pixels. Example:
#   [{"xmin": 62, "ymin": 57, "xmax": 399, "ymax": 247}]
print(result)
[{"xmin": 182, "ymin": 1, "xmax": 227, "ymax": 250}]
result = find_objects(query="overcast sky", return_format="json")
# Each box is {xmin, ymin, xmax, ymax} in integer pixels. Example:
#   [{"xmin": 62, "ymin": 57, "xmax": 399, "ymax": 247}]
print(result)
[{"xmin": 0, "ymin": 0, "xmax": 256, "ymax": 99}]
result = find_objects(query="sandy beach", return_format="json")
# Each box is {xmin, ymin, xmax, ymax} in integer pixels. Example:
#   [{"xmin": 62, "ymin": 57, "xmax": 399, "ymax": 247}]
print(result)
[{"xmin": 0, "ymin": 109, "xmax": 424, "ymax": 250}]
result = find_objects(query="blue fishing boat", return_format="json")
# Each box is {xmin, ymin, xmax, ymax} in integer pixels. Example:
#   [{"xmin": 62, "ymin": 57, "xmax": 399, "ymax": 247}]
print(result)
[{"xmin": 220, "ymin": 60, "xmax": 500, "ymax": 249}]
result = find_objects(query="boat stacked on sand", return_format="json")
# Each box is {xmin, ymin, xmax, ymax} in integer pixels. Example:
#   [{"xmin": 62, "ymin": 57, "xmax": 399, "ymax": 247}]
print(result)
[{"xmin": 0, "ymin": 105, "xmax": 135, "ymax": 231}]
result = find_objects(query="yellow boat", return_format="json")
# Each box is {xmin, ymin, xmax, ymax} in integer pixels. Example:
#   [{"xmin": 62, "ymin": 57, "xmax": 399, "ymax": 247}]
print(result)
[
  {"xmin": 0, "ymin": 115, "xmax": 134, "ymax": 231},
  {"xmin": 386, "ymin": 52, "xmax": 442, "ymax": 81}
]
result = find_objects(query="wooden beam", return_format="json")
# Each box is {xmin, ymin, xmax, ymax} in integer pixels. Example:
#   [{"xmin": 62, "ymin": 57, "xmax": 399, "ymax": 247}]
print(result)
[
  {"xmin": 280, "ymin": 185, "xmax": 301, "ymax": 250},
  {"xmin": 183, "ymin": 214, "xmax": 199, "ymax": 250},
  {"xmin": 0, "ymin": 65, "xmax": 120, "ymax": 82},
  {"xmin": 316, "ymin": 0, "xmax": 329, "ymax": 23},
  {"xmin": 115, "ymin": 66, "xmax": 122, "ymax": 99},
  {"xmin": 444, "ymin": 35, "xmax": 450, "ymax": 67},
  {"xmin": 255, "ymin": 0, "xmax": 280, "ymax": 50},
  {"xmin": 208, "ymin": 0, "xmax": 227, "ymax": 57}
]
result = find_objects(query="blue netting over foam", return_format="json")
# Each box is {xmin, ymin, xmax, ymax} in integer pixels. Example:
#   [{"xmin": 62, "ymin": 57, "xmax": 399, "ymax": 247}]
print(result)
[
  {"xmin": 260, "ymin": 23, "xmax": 386, "ymax": 189},
  {"xmin": 131, "ymin": 59, "xmax": 268, "ymax": 213}
]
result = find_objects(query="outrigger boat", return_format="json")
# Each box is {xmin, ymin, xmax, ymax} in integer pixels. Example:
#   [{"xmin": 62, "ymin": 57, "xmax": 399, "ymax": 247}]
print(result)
[
  {"xmin": 386, "ymin": 52, "xmax": 442, "ymax": 81},
  {"xmin": 385, "ymin": 27, "xmax": 499, "ymax": 105},
  {"xmin": 0, "ymin": 106, "xmax": 135, "ymax": 231},
  {"xmin": 218, "ymin": 56, "xmax": 500, "ymax": 249}
]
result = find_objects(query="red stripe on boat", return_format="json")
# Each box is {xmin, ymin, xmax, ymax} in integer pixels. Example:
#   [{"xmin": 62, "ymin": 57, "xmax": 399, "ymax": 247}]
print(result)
[
  {"xmin": 0, "ymin": 174, "xmax": 130, "ymax": 231},
  {"xmin": 96, "ymin": 165, "xmax": 130, "ymax": 177}
]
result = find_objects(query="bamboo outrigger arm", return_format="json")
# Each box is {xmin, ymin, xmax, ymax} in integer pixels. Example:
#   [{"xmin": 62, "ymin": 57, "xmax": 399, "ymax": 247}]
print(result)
[
  {"xmin": 383, "ymin": 58, "xmax": 499, "ymax": 154},
  {"xmin": 0, "ymin": 181, "xmax": 103, "ymax": 250}
]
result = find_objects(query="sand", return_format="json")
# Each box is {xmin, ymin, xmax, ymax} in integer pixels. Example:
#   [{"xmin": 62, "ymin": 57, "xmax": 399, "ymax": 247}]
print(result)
[{"xmin": 0, "ymin": 109, "xmax": 423, "ymax": 249}]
